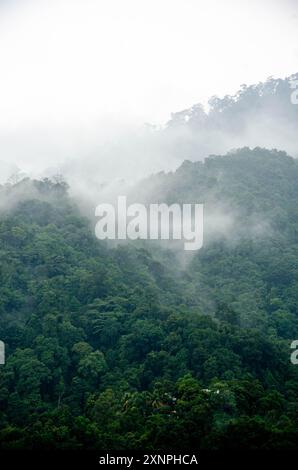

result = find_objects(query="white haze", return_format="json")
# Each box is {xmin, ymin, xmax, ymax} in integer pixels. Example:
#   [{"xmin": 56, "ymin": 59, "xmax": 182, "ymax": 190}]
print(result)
[
  {"xmin": 0, "ymin": 0, "xmax": 298, "ymax": 188},
  {"xmin": 0, "ymin": 1, "xmax": 295, "ymax": 253}
]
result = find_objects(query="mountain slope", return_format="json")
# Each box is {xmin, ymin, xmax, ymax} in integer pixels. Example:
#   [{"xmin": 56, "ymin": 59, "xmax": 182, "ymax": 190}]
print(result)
[{"xmin": 0, "ymin": 151, "xmax": 298, "ymax": 449}]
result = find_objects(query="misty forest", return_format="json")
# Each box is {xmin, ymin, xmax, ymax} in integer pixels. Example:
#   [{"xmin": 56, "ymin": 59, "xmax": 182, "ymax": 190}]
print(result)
[{"xmin": 1, "ymin": 74, "xmax": 298, "ymax": 451}]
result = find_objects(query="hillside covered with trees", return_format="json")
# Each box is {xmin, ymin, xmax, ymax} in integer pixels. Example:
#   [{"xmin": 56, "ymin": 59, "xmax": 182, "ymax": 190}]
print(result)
[{"xmin": 0, "ymin": 148, "xmax": 298, "ymax": 450}]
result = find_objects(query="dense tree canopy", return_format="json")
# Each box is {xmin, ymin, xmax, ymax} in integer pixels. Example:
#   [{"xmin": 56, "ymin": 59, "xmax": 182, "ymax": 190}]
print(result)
[{"xmin": 0, "ymin": 149, "xmax": 298, "ymax": 450}]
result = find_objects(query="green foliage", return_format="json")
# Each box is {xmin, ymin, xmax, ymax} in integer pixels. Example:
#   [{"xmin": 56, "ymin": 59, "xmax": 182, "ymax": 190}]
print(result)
[{"xmin": 0, "ymin": 151, "xmax": 298, "ymax": 449}]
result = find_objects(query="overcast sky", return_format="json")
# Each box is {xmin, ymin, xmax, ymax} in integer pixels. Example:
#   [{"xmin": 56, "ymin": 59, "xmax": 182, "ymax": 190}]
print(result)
[{"xmin": 0, "ymin": 0, "xmax": 298, "ymax": 175}]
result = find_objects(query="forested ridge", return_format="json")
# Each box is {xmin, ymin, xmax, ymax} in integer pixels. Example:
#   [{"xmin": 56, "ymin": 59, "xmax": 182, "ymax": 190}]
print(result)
[{"xmin": 0, "ymin": 148, "xmax": 298, "ymax": 450}]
